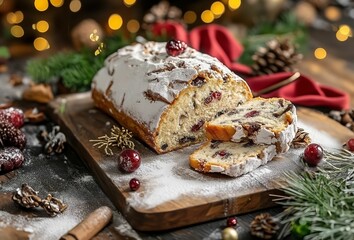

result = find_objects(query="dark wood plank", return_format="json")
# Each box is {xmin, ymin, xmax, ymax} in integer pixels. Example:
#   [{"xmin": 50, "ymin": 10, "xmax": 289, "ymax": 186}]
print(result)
[{"xmin": 48, "ymin": 92, "xmax": 353, "ymax": 232}]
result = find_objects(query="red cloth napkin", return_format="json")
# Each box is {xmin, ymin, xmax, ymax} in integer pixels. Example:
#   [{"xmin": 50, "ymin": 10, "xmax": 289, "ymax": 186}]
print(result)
[
  {"xmin": 152, "ymin": 21, "xmax": 350, "ymax": 110},
  {"xmin": 247, "ymin": 72, "xmax": 350, "ymax": 110}
]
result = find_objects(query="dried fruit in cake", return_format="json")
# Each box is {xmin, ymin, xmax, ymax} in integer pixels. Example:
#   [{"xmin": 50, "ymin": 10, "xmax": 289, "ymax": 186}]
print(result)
[
  {"xmin": 0, "ymin": 117, "xmax": 26, "ymax": 150},
  {"xmin": 91, "ymin": 41, "xmax": 252, "ymax": 153},
  {"xmin": 0, "ymin": 107, "xmax": 25, "ymax": 128},
  {"xmin": 0, "ymin": 147, "xmax": 25, "ymax": 173},
  {"xmin": 189, "ymin": 140, "xmax": 277, "ymax": 177},
  {"xmin": 205, "ymin": 97, "xmax": 297, "ymax": 153}
]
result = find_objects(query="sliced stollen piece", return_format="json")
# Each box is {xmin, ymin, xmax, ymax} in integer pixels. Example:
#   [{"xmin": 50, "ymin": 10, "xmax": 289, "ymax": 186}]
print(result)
[
  {"xmin": 205, "ymin": 97, "xmax": 297, "ymax": 153},
  {"xmin": 189, "ymin": 140, "xmax": 277, "ymax": 177}
]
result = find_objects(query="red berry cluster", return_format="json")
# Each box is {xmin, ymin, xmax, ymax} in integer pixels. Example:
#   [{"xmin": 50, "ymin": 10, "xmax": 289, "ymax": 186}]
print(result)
[
  {"xmin": 0, "ymin": 107, "xmax": 26, "ymax": 173},
  {"xmin": 118, "ymin": 149, "xmax": 142, "ymax": 191}
]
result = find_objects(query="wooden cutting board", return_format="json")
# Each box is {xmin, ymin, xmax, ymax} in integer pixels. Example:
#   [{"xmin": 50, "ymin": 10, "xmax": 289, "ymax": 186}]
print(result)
[{"xmin": 48, "ymin": 92, "xmax": 353, "ymax": 231}]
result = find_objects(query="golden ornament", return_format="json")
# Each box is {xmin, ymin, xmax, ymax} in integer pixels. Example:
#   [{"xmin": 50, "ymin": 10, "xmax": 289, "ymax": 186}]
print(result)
[{"xmin": 222, "ymin": 227, "xmax": 238, "ymax": 240}]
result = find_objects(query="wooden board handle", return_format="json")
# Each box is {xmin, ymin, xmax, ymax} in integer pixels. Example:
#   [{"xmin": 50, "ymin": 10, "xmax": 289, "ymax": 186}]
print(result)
[{"xmin": 60, "ymin": 206, "xmax": 113, "ymax": 240}]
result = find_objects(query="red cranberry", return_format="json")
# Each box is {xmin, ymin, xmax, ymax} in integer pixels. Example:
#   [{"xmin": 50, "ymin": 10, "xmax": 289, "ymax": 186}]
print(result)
[
  {"xmin": 303, "ymin": 143, "xmax": 324, "ymax": 167},
  {"xmin": 218, "ymin": 150, "xmax": 227, "ymax": 157},
  {"xmin": 118, "ymin": 149, "xmax": 141, "ymax": 173},
  {"xmin": 0, "ymin": 107, "xmax": 24, "ymax": 128},
  {"xmin": 346, "ymin": 138, "xmax": 354, "ymax": 151},
  {"xmin": 226, "ymin": 217, "xmax": 238, "ymax": 227},
  {"xmin": 129, "ymin": 178, "xmax": 140, "ymax": 191},
  {"xmin": 212, "ymin": 91, "xmax": 222, "ymax": 101},
  {"xmin": 165, "ymin": 40, "xmax": 187, "ymax": 57},
  {"xmin": 244, "ymin": 110, "xmax": 260, "ymax": 118}
]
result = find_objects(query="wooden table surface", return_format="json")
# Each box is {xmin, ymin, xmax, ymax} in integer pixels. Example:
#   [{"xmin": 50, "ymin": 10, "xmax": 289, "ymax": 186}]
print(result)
[{"xmin": 0, "ymin": 28, "xmax": 353, "ymax": 240}]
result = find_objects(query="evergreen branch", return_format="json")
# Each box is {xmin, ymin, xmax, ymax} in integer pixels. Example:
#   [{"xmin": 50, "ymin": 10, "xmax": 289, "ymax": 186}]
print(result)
[{"xmin": 276, "ymin": 148, "xmax": 354, "ymax": 240}]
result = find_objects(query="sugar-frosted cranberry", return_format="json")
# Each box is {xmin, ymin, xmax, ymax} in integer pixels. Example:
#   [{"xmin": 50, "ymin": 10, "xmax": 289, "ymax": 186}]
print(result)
[
  {"xmin": 129, "ymin": 178, "xmax": 140, "ymax": 191},
  {"xmin": 303, "ymin": 143, "xmax": 323, "ymax": 167},
  {"xmin": 166, "ymin": 40, "xmax": 187, "ymax": 57},
  {"xmin": 346, "ymin": 138, "xmax": 354, "ymax": 151},
  {"xmin": 226, "ymin": 217, "xmax": 238, "ymax": 227},
  {"xmin": 118, "ymin": 149, "xmax": 141, "ymax": 173},
  {"xmin": 0, "ymin": 107, "xmax": 25, "ymax": 128}
]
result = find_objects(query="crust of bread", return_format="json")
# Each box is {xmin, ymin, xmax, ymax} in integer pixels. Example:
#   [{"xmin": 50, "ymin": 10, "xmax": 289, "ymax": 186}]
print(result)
[
  {"xmin": 205, "ymin": 124, "xmax": 236, "ymax": 140},
  {"xmin": 92, "ymin": 88, "xmax": 162, "ymax": 153}
]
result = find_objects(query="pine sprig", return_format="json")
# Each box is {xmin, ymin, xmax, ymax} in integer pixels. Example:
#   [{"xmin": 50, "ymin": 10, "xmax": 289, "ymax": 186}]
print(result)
[
  {"xmin": 276, "ymin": 148, "xmax": 354, "ymax": 240},
  {"xmin": 26, "ymin": 33, "xmax": 129, "ymax": 92}
]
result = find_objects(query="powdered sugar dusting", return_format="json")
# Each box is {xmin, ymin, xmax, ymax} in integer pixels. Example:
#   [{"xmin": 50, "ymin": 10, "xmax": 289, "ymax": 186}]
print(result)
[{"xmin": 103, "ymin": 119, "xmax": 343, "ymax": 210}]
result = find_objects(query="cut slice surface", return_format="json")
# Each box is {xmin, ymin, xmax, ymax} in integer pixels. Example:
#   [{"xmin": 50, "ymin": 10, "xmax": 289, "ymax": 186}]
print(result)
[
  {"xmin": 189, "ymin": 140, "xmax": 277, "ymax": 177},
  {"xmin": 205, "ymin": 97, "xmax": 297, "ymax": 152}
]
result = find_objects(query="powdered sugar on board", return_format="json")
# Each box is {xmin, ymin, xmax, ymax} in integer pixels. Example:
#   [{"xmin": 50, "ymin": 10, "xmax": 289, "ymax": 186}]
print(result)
[{"xmin": 101, "ymin": 119, "xmax": 343, "ymax": 210}]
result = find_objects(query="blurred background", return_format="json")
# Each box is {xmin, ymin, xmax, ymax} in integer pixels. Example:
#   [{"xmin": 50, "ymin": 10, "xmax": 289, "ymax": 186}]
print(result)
[{"xmin": 0, "ymin": 0, "xmax": 353, "ymax": 56}]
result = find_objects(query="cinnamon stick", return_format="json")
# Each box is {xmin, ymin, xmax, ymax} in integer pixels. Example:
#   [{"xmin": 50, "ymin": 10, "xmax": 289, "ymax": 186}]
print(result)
[{"xmin": 60, "ymin": 206, "xmax": 113, "ymax": 240}]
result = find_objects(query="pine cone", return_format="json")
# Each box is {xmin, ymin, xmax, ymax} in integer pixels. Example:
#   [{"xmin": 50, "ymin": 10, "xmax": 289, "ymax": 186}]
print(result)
[
  {"xmin": 250, "ymin": 213, "xmax": 279, "ymax": 239},
  {"xmin": 142, "ymin": 1, "xmax": 183, "ymax": 29},
  {"xmin": 291, "ymin": 128, "xmax": 311, "ymax": 149},
  {"xmin": 0, "ymin": 116, "xmax": 26, "ymax": 150},
  {"xmin": 251, "ymin": 39, "xmax": 303, "ymax": 76},
  {"xmin": 327, "ymin": 109, "xmax": 354, "ymax": 132}
]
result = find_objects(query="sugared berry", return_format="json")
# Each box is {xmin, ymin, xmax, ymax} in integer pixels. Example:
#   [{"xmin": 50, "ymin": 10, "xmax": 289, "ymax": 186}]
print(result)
[
  {"xmin": 129, "ymin": 178, "xmax": 140, "ymax": 191},
  {"xmin": 118, "ymin": 149, "xmax": 141, "ymax": 173},
  {"xmin": 346, "ymin": 138, "xmax": 354, "ymax": 151},
  {"xmin": 166, "ymin": 39, "xmax": 187, "ymax": 57},
  {"xmin": 226, "ymin": 217, "xmax": 238, "ymax": 227},
  {"xmin": 303, "ymin": 143, "xmax": 323, "ymax": 167},
  {"xmin": 0, "ymin": 117, "xmax": 26, "ymax": 150},
  {"xmin": 0, "ymin": 107, "xmax": 25, "ymax": 128},
  {"xmin": 0, "ymin": 147, "xmax": 25, "ymax": 173}
]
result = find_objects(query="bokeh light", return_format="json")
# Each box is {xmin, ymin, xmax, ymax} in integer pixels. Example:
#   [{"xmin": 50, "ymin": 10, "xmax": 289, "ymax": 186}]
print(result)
[
  {"xmin": 324, "ymin": 6, "xmax": 341, "ymax": 21},
  {"xmin": 34, "ymin": 37, "xmax": 50, "ymax": 51},
  {"xmin": 69, "ymin": 0, "xmax": 81, "ymax": 12},
  {"xmin": 38, "ymin": 20, "xmax": 49, "ymax": 32},
  {"xmin": 338, "ymin": 25, "xmax": 352, "ymax": 37},
  {"xmin": 6, "ymin": 11, "xmax": 23, "ymax": 24},
  {"xmin": 123, "ymin": 0, "xmax": 136, "ymax": 7},
  {"xmin": 184, "ymin": 11, "xmax": 197, "ymax": 24},
  {"xmin": 34, "ymin": 0, "xmax": 49, "ymax": 11},
  {"xmin": 10, "ymin": 25, "xmax": 24, "ymax": 38},
  {"xmin": 90, "ymin": 29, "xmax": 100, "ymax": 42},
  {"xmin": 50, "ymin": 0, "xmax": 64, "ymax": 7},
  {"xmin": 127, "ymin": 19, "xmax": 140, "ymax": 33},
  {"xmin": 108, "ymin": 14, "xmax": 123, "ymax": 30},
  {"xmin": 201, "ymin": 10, "xmax": 214, "ymax": 23},
  {"xmin": 211, "ymin": 1, "xmax": 225, "ymax": 17},
  {"xmin": 228, "ymin": 0, "xmax": 241, "ymax": 10},
  {"xmin": 314, "ymin": 48, "xmax": 327, "ymax": 60}
]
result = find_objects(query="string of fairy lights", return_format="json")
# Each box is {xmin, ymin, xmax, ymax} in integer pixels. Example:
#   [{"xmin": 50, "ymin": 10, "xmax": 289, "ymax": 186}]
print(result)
[{"xmin": 0, "ymin": 0, "xmax": 353, "ymax": 61}]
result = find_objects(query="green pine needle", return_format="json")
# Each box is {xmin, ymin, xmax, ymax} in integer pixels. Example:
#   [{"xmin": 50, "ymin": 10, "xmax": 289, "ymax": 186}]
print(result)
[
  {"xmin": 276, "ymin": 148, "xmax": 354, "ymax": 240},
  {"xmin": 26, "ymin": 33, "xmax": 129, "ymax": 92}
]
